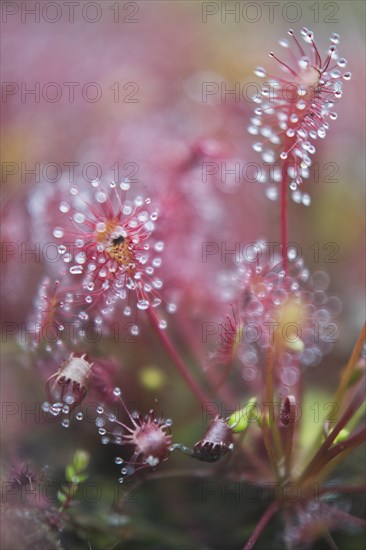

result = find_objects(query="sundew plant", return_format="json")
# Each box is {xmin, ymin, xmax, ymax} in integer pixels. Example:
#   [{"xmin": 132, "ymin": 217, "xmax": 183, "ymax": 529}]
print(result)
[{"xmin": 1, "ymin": 7, "xmax": 365, "ymax": 550}]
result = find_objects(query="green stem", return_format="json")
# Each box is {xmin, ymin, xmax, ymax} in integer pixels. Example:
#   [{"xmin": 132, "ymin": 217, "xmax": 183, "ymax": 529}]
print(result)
[
  {"xmin": 334, "ymin": 323, "xmax": 366, "ymax": 407},
  {"xmin": 299, "ymin": 386, "xmax": 365, "ymax": 484}
]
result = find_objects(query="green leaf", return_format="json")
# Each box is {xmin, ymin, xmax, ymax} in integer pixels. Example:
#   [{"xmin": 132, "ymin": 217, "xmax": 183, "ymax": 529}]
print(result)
[
  {"xmin": 57, "ymin": 491, "xmax": 67, "ymax": 504},
  {"xmin": 66, "ymin": 464, "xmax": 75, "ymax": 482},
  {"xmin": 77, "ymin": 473, "xmax": 89, "ymax": 483}
]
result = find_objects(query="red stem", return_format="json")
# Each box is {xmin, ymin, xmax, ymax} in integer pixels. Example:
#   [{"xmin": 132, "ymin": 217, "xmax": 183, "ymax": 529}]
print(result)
[
  {"xmin": 280, "ymin": 161, "xmax": 288, "ymax": 271},
  {"xmin": 324, "ymin": 426, "xmax": 366, "ymax": 463},
  {"xmin": 146, "ymin": 306, "xmax": 210, "ymax": 406},
  {"xmin": 243, "ymin": 501, "xmax": 279, "ymax": 550},
  {"xmin": 323, "ymin": 531, "xmax": 339, "ymax": 550},
  {"xmin": 319, "ymin": 503, "xmax": 366, "ymax": 529},
  {"xmin": 179, "ymin": 313, "xmax": 236, "ymax": 406}
]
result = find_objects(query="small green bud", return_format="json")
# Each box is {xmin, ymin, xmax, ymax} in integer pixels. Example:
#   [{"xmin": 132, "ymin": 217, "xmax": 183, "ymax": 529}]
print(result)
[
  {"xmin": 286, "ymin": 337, "xmax": 305, "ymax": 353},
  {"xmin": 333, "ymin": 428, "xmax": 349, "ymax": 444},
  {"xmin": 73, "ymin": 450, "xmax": 90, "ymax": 473},
  {"xmin": 227, "ymin": 398, "xmax": 258, "ymax": 433},
  {"xmin": 140, "ymin": 365, "xmax": 165, "ymax": 390}
]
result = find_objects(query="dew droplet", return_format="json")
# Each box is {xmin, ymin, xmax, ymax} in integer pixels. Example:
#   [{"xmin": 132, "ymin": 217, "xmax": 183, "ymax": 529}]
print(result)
[
  {"xmin": 75, "ymin": 252, "xmax": 86, "ymax": 264},
  {"xmin": 153, "ymin": 279, "xmax": 163, "ymax": 289},
  {"xmin": 248, "ymin": 125, "xmax": 259, "ymax": 135},
  {"xmin": 330, "ymin": 69, "xmax": 341, "ymax": 79},
  {"xmin": 254, "ymin": 67, "xmax": 266, "ymax": 78},
  {"xmin": 302, "ymin": 194, "xmax": 311, "ymax": 206},
  {"xmin": 53, "ymin": 227, "xmax": 64, "ymax": 238},
  {"xmin": 59, "ymin": 201, "xmax": 70, "ymax": 213},
  {"xmin": 272, "ymin": 288, "xmax": 288, "ymax": 305},
  {"xmin": 296, "ymin": 100, "xmax": 306, "ymax": 110},
  {"xmin": 120, "ymin": 179, "xmax": 130, "ymax": 191},
  {"xmin": 123, "ymin": 204, "xmax": 133, "ymax": 216},
  {"xmin": 262, "ymin": 151, "xmax": 275, "ymax": 163},
  {"xmin": 95, "ymin": 416, "xmax": 105, "ymax": 428},
  {"xmin": 134, "ymin": 195, "xmax": 144, "ymax": 207},
  {"xmin": 73, "ymin": 212, "xmax": 85, "ymax": 224},
  {"xmin": 96, "ymin": 191, "xmax": 107, "ymax": 203},
  {"xmin": 96, "ymin": 222, "xmax": 106, "ymax": 233},
  {"xmin": 330, "ymin": 33, "xmax": 340, "ymax": 45},
  {"xmin": 42, "ymin": 402, "xmax": 51, "ymax": 412},
  {"xmin": 70, "ymin": 265, "xmax": 83, "ymax": 275},
  {"xmin": 266, "ymin": 186, "xmax": 278, "ymax": 201},
  {"xmin": 123, "ymin": 306, "xmax": 131, "ymax": 317},
  {"xmin": 287, "ymin": 247, "xmax": 297, "ymax": 261},
  {"xmin": 292, "ymin": 190, "xmax": 302, "ymax": 203}
]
